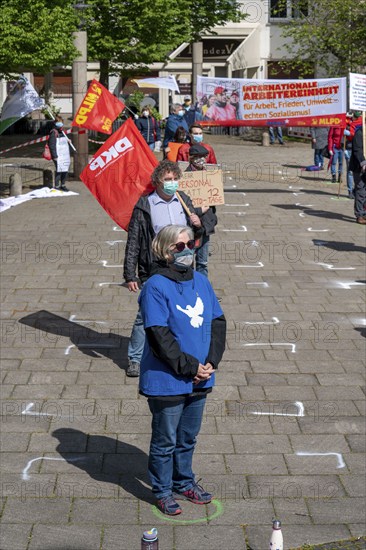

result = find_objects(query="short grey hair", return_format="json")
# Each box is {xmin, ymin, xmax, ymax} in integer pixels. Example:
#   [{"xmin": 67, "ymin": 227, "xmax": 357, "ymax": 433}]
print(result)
[
  {"xmin": 152, "ymin": 225, "xmax": 194, "ymax": 262},
  {"xmin": 170, "ymin": 103, "xmax": 182, "ymax": 114}
]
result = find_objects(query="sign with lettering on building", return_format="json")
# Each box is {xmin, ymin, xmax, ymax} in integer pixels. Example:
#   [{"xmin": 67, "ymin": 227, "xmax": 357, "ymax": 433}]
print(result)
[
  {"xmin": 177, "ymin": 39, "xmax": 242, "ymax": 60},
  {"xmin": 178, "ymin": 169, "xmax": 224, "ymax": 208}
]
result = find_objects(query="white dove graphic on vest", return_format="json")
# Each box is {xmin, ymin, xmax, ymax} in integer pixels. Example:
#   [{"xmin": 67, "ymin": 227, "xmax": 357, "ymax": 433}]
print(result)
[{"xmin": 176, "ymin": 296, "xmax": 204, "ymax": 328}]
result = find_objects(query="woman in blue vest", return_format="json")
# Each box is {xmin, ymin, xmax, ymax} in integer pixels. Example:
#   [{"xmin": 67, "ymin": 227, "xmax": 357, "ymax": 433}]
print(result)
[{"xmin": 139, "ymin": 224, "xmax": 226, "ymax": 515}]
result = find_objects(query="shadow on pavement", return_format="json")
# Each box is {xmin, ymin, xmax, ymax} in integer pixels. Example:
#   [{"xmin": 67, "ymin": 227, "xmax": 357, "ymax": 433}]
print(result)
[
  {"xmin": 272, "ymin": 203, "xmax": 355, "ymax": 223},
  {"xmin": 52, "ymin": 428, "xmax": 153, "ymax": 503},
  {"xmin": 18, "ymin": 310, "xmax": 129, "ymax": 372}
]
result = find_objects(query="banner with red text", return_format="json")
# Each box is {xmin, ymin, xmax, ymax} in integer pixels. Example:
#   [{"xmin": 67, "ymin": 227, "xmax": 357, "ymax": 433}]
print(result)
[
  {"xmin": 197, "ymin": 76, "xmax": 347, "ymax": 127},
  {"xmin": 72, "ymin": 79, "xmax": 125, "ymax": 134},
  {"xmin": 80, "ymin": 118, "xmax": 157, "ymax": 230}
]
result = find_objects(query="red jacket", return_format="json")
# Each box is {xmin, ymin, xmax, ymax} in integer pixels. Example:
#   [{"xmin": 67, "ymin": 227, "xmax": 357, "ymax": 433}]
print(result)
[
  {"xmin": 176, "ymin": 142, "xmax": 217, "ymax": 164},
  {"xmin": 328, "ymin": 126, "xmax": 345, "ymax": 150}
]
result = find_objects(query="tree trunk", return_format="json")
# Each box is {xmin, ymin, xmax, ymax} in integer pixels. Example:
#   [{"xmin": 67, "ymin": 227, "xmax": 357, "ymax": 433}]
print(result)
[
  {"xmin": 99, "ymin": 59, "xmax": 109, "ymax": 89},
  {"xmin": 192, "ymin": 42, "xmax": 203, "ymax": 101}
]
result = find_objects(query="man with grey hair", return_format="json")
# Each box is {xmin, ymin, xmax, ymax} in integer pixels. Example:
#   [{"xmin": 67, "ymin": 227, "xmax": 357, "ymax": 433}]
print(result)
[
  {"xmin": 163, "ymin": 104, "xmax": 189, "ymax": 149},
  {"xmin": 123, "ymin": 160, "xmax": 202, "ymax": 376}
]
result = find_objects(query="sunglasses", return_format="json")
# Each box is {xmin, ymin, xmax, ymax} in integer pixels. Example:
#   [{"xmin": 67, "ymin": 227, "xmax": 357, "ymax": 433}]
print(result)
[{"xmin": 173, "ymin": 239, "xmax": 195, "ymax": 252}]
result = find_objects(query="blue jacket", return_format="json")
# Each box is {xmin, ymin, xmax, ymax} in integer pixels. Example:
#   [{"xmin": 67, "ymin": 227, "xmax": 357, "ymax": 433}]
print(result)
[
  {"xmin": 135, "ymin": 116, "xmax": 161, "ymax": 144},
  {"xmin": 184, "ymin": 106, "xmax": 203, "ymax": 127},
  {"xmin": 163, "ymin": 114, "xmax": 189, "ymax": 147}
]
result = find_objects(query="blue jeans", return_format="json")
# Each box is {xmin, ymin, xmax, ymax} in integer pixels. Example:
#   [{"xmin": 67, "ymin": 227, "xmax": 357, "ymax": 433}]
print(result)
[
  {"xmin": 148, "ymin": 143, "xmax": 155, "ymax": 151},
  {"xmin": 195, "ymin": 234, "xmax": 210, "ymax": 278},
  {"xmin": 147, "ymin": 394, "xmax": 207, "ymax": 499},
  {"xmin": 331, "ymin": 147, "xmax": 343, "ymax": 176},
  {"xmin": 314, "ymin": 149, "xmax": 324, "ymax": 168},
  {"xmin": 127, "ymin": 307, "xmax": 145, "ymax": 363},
  {"xmin": 269, "ymin": 126, "xmax": 283, "ymax": 144},
  {"xmin": 344, "ymin": 151, "xmax": 354, "ymax": 193}
]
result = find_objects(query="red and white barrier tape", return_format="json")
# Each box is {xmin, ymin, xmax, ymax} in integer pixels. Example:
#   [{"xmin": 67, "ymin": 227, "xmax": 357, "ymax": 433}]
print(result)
[{"xmin": 0, "ymin": 129, "xmax": 87, "ymax": 155}]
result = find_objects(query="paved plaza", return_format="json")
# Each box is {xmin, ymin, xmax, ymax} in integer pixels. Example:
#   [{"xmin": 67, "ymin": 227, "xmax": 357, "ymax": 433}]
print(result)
[{"xmin": 1, "ymin": 134, "xmax": 365, "ymax": 549}]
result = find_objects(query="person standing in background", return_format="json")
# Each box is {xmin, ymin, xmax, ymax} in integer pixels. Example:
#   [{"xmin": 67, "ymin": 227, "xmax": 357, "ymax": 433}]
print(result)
[
  {"xmin": 328, "ymin": 124, "xmax": 345, "ymax": 183},
  {"xmin": 135, "ymin": 106, "xmax": 161, "ymax": 152},
  {"xmin": 48, "ymin": 115, "xmax": 71, "ymax": 192},
  {"xmin": 163, "ymin": 104, "xmax": 189, "ymax": 149},
  {"xmin": 310, "ymin": 126, "xmax": 328, "ymax": 169}
]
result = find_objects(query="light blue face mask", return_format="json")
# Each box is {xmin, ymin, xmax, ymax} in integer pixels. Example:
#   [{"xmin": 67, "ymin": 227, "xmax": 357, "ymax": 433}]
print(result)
[
  {"xmin": 163, "ymin": 180, "xmax": 179, "ymax": 195},
  {"xmin": 55, "ymin": 122, "xmax": 63, "ymax": 128},
  {"xmin": 192, "ymin": 134, "xmax": 203, "ymax": 143},
  {"xmin": 177, "ymin": 110, "xmax": 185, "ymax": 117},
  {"xmin": 173, "ymin": 248, "xmax": 194, "ymax": 267}
]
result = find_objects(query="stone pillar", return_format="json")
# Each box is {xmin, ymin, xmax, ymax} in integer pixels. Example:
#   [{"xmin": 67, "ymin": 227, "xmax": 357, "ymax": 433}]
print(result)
[
  {"xmin": 9, "ymin": 173, "xmax": 22, "ymax": 196},
  {"xmin": 192, "ymin": 42, "xmax": 203, "ymax": 101},
  {"xmin": 72, "ymin": 30, "xmax": 88, "ymax": 179},
  {"xmin": 262, "ymin": 131, "xmax": 270, "ymax": 146}
]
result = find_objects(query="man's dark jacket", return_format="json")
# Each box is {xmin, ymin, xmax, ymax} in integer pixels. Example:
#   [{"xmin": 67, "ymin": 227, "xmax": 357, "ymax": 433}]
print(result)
[
  {"xmin": 349, "ymin": 127, "xmax": 365, "ymax": 173},
  {"xmin": 123, "ymin": 191, "xmax": 199, "ymax": 283}
]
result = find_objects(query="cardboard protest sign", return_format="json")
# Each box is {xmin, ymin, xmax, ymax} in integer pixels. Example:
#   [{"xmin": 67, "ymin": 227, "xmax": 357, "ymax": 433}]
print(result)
[{"xmin": 178, "ymin": 169, "xmax": 224, "ymax": 208}]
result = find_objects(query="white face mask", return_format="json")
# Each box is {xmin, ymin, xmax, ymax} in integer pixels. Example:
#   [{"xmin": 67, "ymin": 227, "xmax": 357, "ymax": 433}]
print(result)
[
  {"xmin": 177, "ymin": 110, "xmax": 185, "ymax": 117},
  {"xmin": 142, "ymin": 111, "xmax": 149, "ymax": 117}
]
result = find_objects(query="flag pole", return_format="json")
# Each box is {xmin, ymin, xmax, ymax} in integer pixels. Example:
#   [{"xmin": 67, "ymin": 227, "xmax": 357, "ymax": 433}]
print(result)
[
  {"xmin": 176, "ymin": 191, "xmax": 193, "ymax": 215},
  {"xmin": 46, "ymin": 106, "xmax": 77, "ymax": 152}
]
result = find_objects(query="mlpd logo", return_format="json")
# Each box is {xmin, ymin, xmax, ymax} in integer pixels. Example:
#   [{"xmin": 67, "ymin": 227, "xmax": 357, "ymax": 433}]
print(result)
[{"xmin": 89, "ymin": 137, "xmax": 134, "ymax": 171}]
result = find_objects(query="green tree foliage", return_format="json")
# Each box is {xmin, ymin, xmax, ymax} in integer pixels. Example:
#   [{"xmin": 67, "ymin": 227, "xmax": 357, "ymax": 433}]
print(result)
[
  {"xmin": 185, "ymin": 0, "xmax": 244, "ymax": 41},
  {"xmin": 85, "ymin": 0, "xmax": 190, "ymax": 86},
  {"xmin": 277, "ymin": 0, "xmax": 366, "ymax": 77},
  {"xmin": 0, "ymin": 0, "xmax": 78, "ymax": 78}
]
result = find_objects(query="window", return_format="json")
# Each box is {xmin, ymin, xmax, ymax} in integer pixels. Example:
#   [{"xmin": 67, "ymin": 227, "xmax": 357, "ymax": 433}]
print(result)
[{"xmin": 270, "ymin": 0, "xmax": 308, "ymax": 19}]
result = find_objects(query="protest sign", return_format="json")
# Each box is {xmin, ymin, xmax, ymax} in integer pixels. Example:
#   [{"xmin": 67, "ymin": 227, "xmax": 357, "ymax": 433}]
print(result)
[
  {"xmin": 197, "ymin": 76, "xmax": 347, "ymax": 127},
  {"xmin": 179, "ymin": 169, "xmax": 224, "ymax": 208},
  {"xmin": 349, "ymin": 73, "xmax": 366, "ymax": 112}
]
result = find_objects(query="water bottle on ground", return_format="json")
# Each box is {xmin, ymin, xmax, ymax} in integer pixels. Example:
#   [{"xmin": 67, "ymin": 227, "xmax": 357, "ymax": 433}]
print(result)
[
  {"xmin": 141, "ymin": 527, "xmax": 159, "ymax": 550},
  {"xmin": 269, "ymin": 519, "xmax": 283, "ymax": 550}
]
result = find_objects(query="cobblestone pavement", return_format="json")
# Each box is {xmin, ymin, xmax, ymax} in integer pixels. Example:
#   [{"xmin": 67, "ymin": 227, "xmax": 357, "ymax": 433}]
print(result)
[{"xmin": 1, "ymin": 134, "xmax": 365, "ymax": 550}]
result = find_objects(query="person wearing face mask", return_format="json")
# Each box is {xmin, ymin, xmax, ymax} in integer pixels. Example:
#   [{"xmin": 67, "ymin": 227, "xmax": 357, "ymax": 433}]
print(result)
[
  {"xmin": 135, "ymin": 106, "xmax": 161, "ymax": 152},
  {"xmin": 176, "ymin": 124, "xmax": 217, "ymax": 165},
  {"xmin": 182, "ymin": 95, "xmax": 203, "ymax": 127},
  {"xmin": 138, "ymin": 224, "xmax": 226, "ymax": 515},
  {"xmin": 184, "ymin": 144, "xmax": 218, "ymax": 278},
  {"xmin": 48, "ymin": 115, "xmax": 71, "ymax": 191},
  {"xmin": 162, "ymin": 104, "xmax": 189, "ymax": 150},
  {"xmin": 123, "ymin": 160, "xmax": 203, "ymax": 377}
]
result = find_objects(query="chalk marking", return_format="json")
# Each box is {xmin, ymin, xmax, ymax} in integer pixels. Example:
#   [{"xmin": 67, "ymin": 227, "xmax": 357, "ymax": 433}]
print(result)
[
  {"xmin": 225, "ymin": 203, "xmax": 250, "ymax": 207},
  {"xmin": 318, "ymin": 263, "xmax": 355, "ymax": 271},
  {"xmin": 336, "ymin": 282, "xmax": 366, "ymax": 290},
  {"xmin": 21, "ymin": 403, "xmax": 58, "ymax": 418},
  {"xmin": 307, "ymin": 228, "xmax": 329, "ymax": 232},
  {"xmin": 246, "ymin": 282, "xmax": 269, "ymax": 288},
  {"xmin": 244, "ymin": 342, "xmax": 296, "ymax": 353},
  {"xmin": 105, "ymin": 240, "xmax": 125, "ymax": 245},
  {"xmin": 112, "ymin": 226, "xmax": 125, "ymax": 232},
  {"xmin": 296, "ymin": 451, "xmax": 345, "ymax": 469},
  {"xmin": 299, "ymin": 213, "xmax": 306, "ymax": 217},
  {"xmin": 22, "ymin": 456, "xmax": 86, "ymax": 480},
  {"xmin": 293, "ymin": 192, "xmax": 305, "ymax": 196},
  {"xmin": 69, "ymin": 315, "xmax": 107, "ymax": 325},
  {"xmin": 244, "ymin": 316, "xmax": 279, "ymax": 325},
  {"xmin": 98, "ymin": 282, "xmax": 123, "ymax": 287},
  {"xmin": 99, "ymin": 260, "xmax": 121, "ymax": 268},
  {"xmin": 295, "ymin": 203, "xmax": 313, "ymax": 207},
  {"xmin": 251, "ymin": 401, "xmax": 305, "ymax": 417},
  {"xmin": 65, "ymin": 343, "xmax": 121, "ymax": 355},
  {"xmin": 223, "ymin": 225, "xmax": 247, "ymax": 232},
  {"xmin": 235, "ymin": 262, "xmax": 264, "ymax": 268},
  {"xmin": 220, "ymin": 211, "xmax": 246, "ymax": 215}
]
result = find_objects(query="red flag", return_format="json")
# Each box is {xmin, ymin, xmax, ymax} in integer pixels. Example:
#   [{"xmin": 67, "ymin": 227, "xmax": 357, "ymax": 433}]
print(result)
[
  {"xmin": 80, "ymin": 118, "xmax": 158, "ymax": 230},
  {"xmin": 72, "ymin": 79, "xmax": 125, "ymax": 134}
]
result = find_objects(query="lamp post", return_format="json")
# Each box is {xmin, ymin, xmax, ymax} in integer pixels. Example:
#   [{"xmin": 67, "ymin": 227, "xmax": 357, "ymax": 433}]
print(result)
[{"xmin": 72, "ymin": 3, "xmax": 89, "ymax": 179}]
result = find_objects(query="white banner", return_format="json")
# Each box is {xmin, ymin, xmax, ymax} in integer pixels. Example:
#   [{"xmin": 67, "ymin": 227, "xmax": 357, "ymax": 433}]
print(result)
[
  {"xmin": 133, "ymin": 75, "xmax": 180, "ymax": 93},
  {"xmin": 349, "ymin": 73, "xmax": 366, "ymax": 111},
  {"xmin": 0, "ymin": 75, "xmax": 44, "ymax": 134},
  {"xmin": 197, "ymin": 76, "xmax": 347, "ymax": 127}
]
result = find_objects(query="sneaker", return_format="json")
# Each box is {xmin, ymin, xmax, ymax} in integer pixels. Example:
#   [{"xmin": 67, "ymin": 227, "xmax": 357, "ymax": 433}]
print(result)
[
  {"xmin": 331, "ymin": 175, "xmax": 336, "ymax": 183},
  {"xmin": 126, "ymin": 360, "xmax": 140, "ymax": 377},
  {"xmin": 356, "ymin": 217, "xmax": 366, "ymax": 225},
  {"xmin": 61, "ymin": 186, "xmax": 69, "ymax": 192},
  {"xmin": 174, "ymin": 482, "xmax": 212, "ymax": 504},
  {"xmin": 156, "ymin": 495, "xmax": 182, "ymax": 515},
  {"xmin": 348, "ymin": 191, "xmax": 355, "ymax": 199}
]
